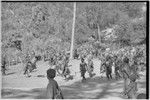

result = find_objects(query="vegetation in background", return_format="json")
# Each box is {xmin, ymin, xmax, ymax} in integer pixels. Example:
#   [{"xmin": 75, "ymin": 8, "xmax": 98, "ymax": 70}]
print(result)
[{"xmin": 1, "ymin": 2, "xmax": 146, "ymax": 65}]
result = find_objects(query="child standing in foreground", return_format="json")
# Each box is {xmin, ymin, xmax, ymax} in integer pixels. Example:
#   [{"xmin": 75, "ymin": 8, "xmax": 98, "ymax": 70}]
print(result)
[{"xmin": 46, "ymin": 68, "xmax": 64, "ymax": 99}]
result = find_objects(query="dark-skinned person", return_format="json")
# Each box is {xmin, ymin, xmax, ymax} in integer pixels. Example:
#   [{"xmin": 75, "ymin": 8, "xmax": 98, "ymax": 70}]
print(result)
[
  {"xmin": 1, "ymin": 57, "xmax": 6, "ymax": 75},
  {"xmin": 114, "ymin": 56, "xmax": 121, "ymax": 80},
  {"xmin": 46, "ymin": 68, "xmax": 64, "ymax": 99},
  {"xmin": 32, "ymin": 57, "xmax": 37, "ymax": 70},
  {"xmin": 105, "ymin": 56, "xmax": 113, "ymax": 80},
  {"xmin": 80, "ymin": 58, "xmax": 87, "ymax": 81},
  {"xmin": 62, "ymin": 59, "xmax": 70, "ymax": 80},
  {"xmin": 100, "ymin": 59, "xmax": 106, "ymax": 78},
  {"xmin": 63, "ymin": 65, "xmax": 71, "ymax": 80},
  {"xmin": 24, "ymin": 61, "xmax": 32, "ymax": 77},
  {"xmin": 74, "ymin": 49, "xmax": 78, "ymax": 59}
]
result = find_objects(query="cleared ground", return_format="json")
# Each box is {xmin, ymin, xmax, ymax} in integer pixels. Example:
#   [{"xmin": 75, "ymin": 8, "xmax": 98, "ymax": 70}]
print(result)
[{"xmin": 2, "ymin": 59, "xmax": 146, "ymax": 99}]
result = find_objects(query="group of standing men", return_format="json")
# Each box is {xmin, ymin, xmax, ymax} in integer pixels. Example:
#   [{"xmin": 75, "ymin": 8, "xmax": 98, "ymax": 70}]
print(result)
[{"xmin": 79, "ymin": 52, "xmax": 140, "ymax": 99}]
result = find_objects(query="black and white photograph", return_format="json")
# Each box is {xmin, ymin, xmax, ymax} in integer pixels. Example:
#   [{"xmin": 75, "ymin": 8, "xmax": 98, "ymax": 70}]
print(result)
[{"xmin": 1, "ymin": 1, "xmax": 148, "ymax": 99}]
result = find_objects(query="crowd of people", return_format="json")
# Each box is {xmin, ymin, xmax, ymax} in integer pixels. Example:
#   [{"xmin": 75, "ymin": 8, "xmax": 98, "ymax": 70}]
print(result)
[
  {"xmin": 1, "ymin": 45, "xmax": 146, "ymax": 99},
  {"xmin": 45, "ymin": 51, "xmax": 144, "ymax": 99},
  {"xmin": 42, "ymin": 45, "xmax": 145, "ymax": 99}
]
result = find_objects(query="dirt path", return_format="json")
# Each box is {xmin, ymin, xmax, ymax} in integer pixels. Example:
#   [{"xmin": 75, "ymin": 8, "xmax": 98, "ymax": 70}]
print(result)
[{"xmin": 2, "ymin": 59, "xmax": 146, "ymax": 99}]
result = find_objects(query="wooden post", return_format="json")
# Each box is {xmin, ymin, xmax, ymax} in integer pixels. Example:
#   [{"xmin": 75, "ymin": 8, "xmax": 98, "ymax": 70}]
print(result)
[{"xmin": 70, "ymin": 2, "xmax": 76, "ymax": 59}]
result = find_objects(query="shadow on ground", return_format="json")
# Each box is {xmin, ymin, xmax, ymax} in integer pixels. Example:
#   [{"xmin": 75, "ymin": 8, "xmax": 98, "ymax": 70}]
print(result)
[
  {"xmin": 6, "ymin": 72, "xmax": 16, "ymax": 76},
  {"xmin": 2, "ymin": 77, "xmax": 126, "ymax": 99},
  {"xmin": 61, "ymin": 77, "xmax": 124, "ymax": 99}
]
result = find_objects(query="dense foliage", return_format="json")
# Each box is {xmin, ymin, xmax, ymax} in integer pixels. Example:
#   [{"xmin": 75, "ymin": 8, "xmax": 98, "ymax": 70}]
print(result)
[{"xmin": 1, "ymin": 2, "xmax": 146, "ymax": 65}]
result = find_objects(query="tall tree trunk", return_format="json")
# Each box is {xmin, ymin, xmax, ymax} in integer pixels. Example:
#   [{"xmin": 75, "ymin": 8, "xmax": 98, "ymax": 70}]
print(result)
[{"xmin": 70, "ymin": 2, "xmax": 76, "ymax": 59}]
